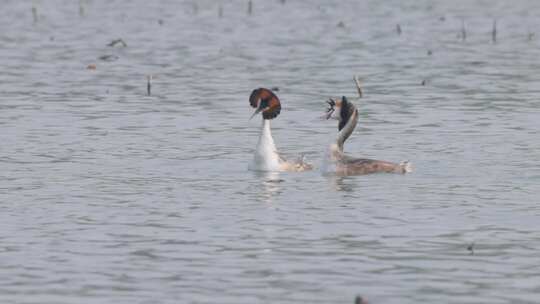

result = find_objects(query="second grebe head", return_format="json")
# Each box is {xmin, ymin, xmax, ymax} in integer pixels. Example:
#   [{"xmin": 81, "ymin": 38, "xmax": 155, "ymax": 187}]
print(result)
[
  {"xmin": 325, "ymin": 96, "xmax": 355, "ymax": 130},
  {"xmin": 249, "ymin": 88, "xmax": 281, "ymax": 120}
]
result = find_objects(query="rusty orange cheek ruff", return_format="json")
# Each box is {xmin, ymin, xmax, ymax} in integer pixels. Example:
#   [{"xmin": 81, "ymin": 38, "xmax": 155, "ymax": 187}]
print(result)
[{"xmin": 249, "ymin": 88, "xmax": 282, "ymax": 120}]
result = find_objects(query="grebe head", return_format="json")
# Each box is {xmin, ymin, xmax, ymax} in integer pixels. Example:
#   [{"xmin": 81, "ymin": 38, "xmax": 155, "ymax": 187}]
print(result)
[
  {"xmin": 249, "ymin": 88, "xmax": 281, "ymax": 120},
  {"xmin": 325, "ymin": 96, "xmax": 355, "ymax": 130}
]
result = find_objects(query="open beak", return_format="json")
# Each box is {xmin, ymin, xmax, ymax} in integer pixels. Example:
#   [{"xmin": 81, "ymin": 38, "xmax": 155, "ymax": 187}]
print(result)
[
  {"xmin": 325, "ymin": 109, "xmax": 334, "ymax": 120},
  {"xmin": 324, "ymin": 98, "xmax": 335, "ymax": 119}
]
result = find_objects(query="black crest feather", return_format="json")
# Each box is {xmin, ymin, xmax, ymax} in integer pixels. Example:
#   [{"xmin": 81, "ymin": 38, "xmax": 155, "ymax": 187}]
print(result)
[{"xmin": 338, "ymin": 96, "xmax": 353, "ymax": 131}]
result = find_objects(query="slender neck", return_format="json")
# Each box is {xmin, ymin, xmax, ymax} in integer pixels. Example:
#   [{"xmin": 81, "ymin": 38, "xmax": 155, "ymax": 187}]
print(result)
[
  {"xmin": 335, "ymin": 109, "xmax": 358, "ymax": 152},
  {"xmin": 260, "ymin": 119, "xmax": 276, "ymax": 149},
  {"xmin": 250, "ymin": 119, "xmax": 281, "ymax": 171}
]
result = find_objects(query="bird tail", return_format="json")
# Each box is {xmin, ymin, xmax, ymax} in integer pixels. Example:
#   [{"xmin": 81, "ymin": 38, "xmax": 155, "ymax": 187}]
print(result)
[{"xmin": 399, "ymin": 160, "xmax": 413, "ymax": 173}]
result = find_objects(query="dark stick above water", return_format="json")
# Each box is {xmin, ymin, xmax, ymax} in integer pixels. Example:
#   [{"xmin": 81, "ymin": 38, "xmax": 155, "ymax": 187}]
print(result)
[
  {"xmin": 354, "ymin": 76, "xmax": 363, "ymax": 98},
  {"xmin": 147, "ymin": 75, "xmax": 152, "ymax": 96},
  {"xmin": 492, "ymin": 19, "xmax": 497, "ymax": 43},
  {"xmin": 79, "ymin": 0, "xmax": 85, "ymax": 17},
  {"xmin": 461, "ymin": 19, "xmax": 467, "ymax": 41},
  {"xmin": 32, "ymin": 6, "xmax": 38, "ymax": 23}
]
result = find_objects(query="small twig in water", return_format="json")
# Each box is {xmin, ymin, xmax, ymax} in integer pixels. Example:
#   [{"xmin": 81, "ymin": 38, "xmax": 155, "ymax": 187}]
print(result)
[
  {"xmin": 218, "ymin": 5, "xmax": 223, "ymax": 18},
  {"xmin": 32, "ymin": 6, "xmax": 38, "ymax": 23},
  {"xmin": 461, "ymin": 19, "xmax": 467, "ymax": 41},
  {"xmin": 79, "ymin": 0, "xmax": 85, "ymax": 17},
  {"xmin": 492, "ymin": 19, "xmax": 497, "ymax": 43},
  {"xmin": 248, "ymin": 0, "xmax": 253, "ymax": 15},
  {"xmin": 147, "ymin": 75, "xmax": 152, "ymax": 96},
  {"xmin": 98, "ymin": 54, "xmax": 119, "ymax": 62},
  {"xmin": 396, "ymin": 23, "xmax": 402, "ymax": 35}
]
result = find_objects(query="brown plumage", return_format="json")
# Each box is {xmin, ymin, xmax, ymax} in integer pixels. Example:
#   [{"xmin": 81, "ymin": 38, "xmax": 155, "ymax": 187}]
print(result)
[
  {"xmin": 325, "ymin": 95, "xmax": 411, "ymax": 176},
  {"xmin": 249, "ymin": 88, "xmax": 281, "ymax": 120},
  {"xmin": 338, "ymin": 157, "xmax": 410, "ymax": 175}
]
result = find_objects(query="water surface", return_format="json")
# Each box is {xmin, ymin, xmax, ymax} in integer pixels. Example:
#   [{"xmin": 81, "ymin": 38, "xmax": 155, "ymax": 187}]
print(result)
[{"xmin": 1, "ymin": 1, "xmax": 540, "ymax": 303}]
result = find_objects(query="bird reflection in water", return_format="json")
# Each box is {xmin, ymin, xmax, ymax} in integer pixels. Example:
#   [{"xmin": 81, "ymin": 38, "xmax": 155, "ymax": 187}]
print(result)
[
  {"xmin": 253, "ymin": 171, "xmax": 284, "ymax": 203},
  {"xmin": 329, "ymin": 175, "xmax": 355, "ymax": 192}
]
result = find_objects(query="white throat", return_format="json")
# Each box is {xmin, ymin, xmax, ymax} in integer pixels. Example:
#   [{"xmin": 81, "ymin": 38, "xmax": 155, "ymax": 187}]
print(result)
[
  {"xmin": 249, "ymin": 119, "xmax": 281, "ymax": 171},
  {"xmin": 322, "ymin": 110, "xmax": 357, "ymax": 174}
]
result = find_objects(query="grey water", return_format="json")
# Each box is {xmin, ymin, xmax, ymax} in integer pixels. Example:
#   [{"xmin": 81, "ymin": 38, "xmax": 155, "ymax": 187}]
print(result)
[{"xmin": 1, "ymin": 0, "xmax": 540, "ymax": 303}]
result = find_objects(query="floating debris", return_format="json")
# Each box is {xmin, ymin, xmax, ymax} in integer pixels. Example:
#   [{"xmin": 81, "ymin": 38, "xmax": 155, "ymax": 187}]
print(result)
[
  {"xmin": 98, "ymin": 54, "xmax": 119, "ymax": 62},
  {"xmin": 427, "ymin": 49, "xmax": 433, "ymax": 56},
  {"xmin": 218, "ymin": 5, "xmax": 223, "ymax": 18},
  {"xmin": 396, "ymin": 24, "xmax": 402, "ymax": 35},
  {"xmin": 147, "ymin": 75, "xmax": 152, "ymax": 96},
  {"xmin": 439, "ymin": 16, "xmax": 446, "ymax": 22},
  {"xmin": 337, "ymin": 21, "xmax": 345, "ymax": 28},
  {"xmin": 492, "ymin": 19, "xmax": 497, "ymax": 43},
  {"xmin": 87, "ymin": 64, "xmax": 96, "ymax": 70},
  {"xmin": 107, "ymin": 38, "xmax": 127, "ymax": 47},
  {"xmin": 248, "ymin": 0, "xmax": 253, "ymax": 15},
  {"xmin": 271, "ymin": 87, "xmax": 279, "ymax": 92},
  {"xmin": 467, "ymin": 242, "xmax": 475, "ymax": 255},
  {"xmin": 421, "ymin": 79, "xmax": 426, "ymax": 86},
  {"xmin": 158, "ymin": 19, "xmax": 164, "ymax": 26}
]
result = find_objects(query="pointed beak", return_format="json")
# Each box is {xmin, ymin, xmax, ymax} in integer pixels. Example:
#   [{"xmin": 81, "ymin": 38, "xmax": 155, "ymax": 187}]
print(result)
[
  {"xmin": 249, "ymin": 108, "xmax": 262, "ymax": 120},
  {"xmin": 325, "ymin": 111, "xmax": 333, "ymax": 120}
]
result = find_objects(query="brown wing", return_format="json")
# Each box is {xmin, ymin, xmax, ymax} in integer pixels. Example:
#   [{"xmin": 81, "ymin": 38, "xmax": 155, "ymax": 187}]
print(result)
[{"xmin": 340, "ymin": 157, "xmax": 403, "ymax": 175}]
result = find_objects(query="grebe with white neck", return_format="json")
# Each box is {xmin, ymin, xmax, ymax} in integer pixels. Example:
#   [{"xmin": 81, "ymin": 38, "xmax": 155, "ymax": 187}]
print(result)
[
  {"xmin": 323, "ymin": 95, "xmax": 412, "ymax": 175},
  {"xmin": 248, "ymin": 88, "xmax": 312, "ymax": 172}
]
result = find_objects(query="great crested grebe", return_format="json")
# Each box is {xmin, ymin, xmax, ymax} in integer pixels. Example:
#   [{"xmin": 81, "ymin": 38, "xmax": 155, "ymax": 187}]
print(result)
[
  {"xmin": 248, "ymin": 88, "xmax": 312, "ymax": 172},
  {"xmin": 323, "ymin": 96, "xmax": 411, "ymax": 175}
]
